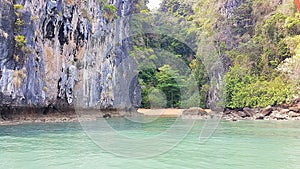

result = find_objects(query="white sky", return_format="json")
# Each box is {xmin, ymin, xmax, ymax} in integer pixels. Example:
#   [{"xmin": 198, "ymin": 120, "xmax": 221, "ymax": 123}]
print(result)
[{"xmin": 147, "ymin": 0, "xmax": 162, "ymax": 10}]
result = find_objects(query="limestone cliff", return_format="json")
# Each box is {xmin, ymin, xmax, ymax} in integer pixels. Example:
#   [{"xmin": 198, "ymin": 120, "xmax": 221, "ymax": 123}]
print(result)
[{"xmin": 0, "ymin": 0, "xmax": 141, "ymax": 111}]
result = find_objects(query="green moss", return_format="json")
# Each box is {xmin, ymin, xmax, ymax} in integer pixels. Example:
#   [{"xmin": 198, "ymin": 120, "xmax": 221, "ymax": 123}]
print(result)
[
  {"xmin": 140, "ymin": 9, "xmax": 150, "ymax": 14},
  {"xmin": 15, "ymin": 35, "xmax": 27, "ymax": 48},
  {"xmin": 15, "ymin": 18, "xmax": 24, "ymax": 32},
  {"xmin": 104, "ymin": 4, "xmax": 117, "ymax": 13},
  {"xmin": 14, "ymin": 4, "xmax": 24, "ymax": 32},
  {"xmin": 30, "ymin": 16, "xmax": 38, "ymax": 21},
  {"xmin": 13, "ymin": 4, "xmax": 23, "ymax": 10}
]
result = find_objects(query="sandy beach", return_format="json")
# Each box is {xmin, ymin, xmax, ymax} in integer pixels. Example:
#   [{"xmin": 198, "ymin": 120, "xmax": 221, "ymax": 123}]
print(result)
[
  {"xmin": 137, "ymin": 108, "xmax": 184, "ymax": 117},
  {"xmin": 137, "ymin": 108, "xmax": 212, "ymax": 117}
]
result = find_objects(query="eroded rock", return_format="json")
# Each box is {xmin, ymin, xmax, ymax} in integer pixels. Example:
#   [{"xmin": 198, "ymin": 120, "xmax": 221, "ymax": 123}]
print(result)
[{"xmin": 0, "ymin": 0, "xmax": 141, "ymax": 111}]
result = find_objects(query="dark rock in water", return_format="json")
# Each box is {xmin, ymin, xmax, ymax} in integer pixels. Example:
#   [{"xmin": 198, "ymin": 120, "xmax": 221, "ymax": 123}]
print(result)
[{"xmin": 103, "ymin": 113, "xmax": 111, "ymax": 119}]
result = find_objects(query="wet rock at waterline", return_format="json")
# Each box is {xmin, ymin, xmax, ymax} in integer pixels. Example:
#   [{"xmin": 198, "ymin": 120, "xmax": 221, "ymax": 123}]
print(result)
[
  {"xmin": 181, "ymin": 107, "xmax": 208, "ymax": 119},
  {"xmin": 181, "ymin": 98, "xmax": 300, "ymax": 121}
]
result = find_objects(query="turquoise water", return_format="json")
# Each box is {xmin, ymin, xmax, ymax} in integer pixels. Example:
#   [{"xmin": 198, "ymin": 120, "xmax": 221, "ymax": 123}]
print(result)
[{"xmin": 1, "ymin": 118, "xmax": 300, "ymax": 169}]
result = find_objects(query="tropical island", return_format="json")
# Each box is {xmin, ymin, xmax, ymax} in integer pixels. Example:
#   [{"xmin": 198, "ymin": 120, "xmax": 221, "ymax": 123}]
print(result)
[
  {"xmin": 0, "ymin": 0, "xmax": 300, "ymax": 125},
  {"xmin": 1, "ymin": 0, "xmax": 300, "ymax": 168}
]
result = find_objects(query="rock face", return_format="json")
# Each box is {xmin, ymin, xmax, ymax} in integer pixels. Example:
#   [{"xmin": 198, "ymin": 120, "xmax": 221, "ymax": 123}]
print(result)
[
  {"xmin": 204, "ymin": 0, "xmax": 246, "ymax": 109},
  {"xmin": 0, "ymin": 0, "xmax": 141, "ymax": 111}
]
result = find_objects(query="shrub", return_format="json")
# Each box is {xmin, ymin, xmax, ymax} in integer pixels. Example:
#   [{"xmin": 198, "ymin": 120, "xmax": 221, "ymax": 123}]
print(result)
[
  {"xmin": 15, "ymin": 18, "xmax": 24, "ymax": 32},
  {"xmin": 224, "ymin": 65, "xmax": 293, "ymax": 108},
  {"xmin": 13, "ymin": 4, "xmax": 23, "ymax": 10},
  {"xmin": 15, "ymin": 35, "xmax": 27, "ymax": 48}
]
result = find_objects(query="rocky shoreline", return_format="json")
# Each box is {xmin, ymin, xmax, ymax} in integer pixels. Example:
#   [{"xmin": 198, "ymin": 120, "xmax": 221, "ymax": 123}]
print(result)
[
  {"xmin": 1, "ymin": 98, "xmax": 300, "ymax": 125},
  {"xmin": 0, "ymin": 105, "xmax": 141, "ymax": 125},
  {"xmin": 182, "ymin": 98, "xmax": 300, "ymax": 121}
]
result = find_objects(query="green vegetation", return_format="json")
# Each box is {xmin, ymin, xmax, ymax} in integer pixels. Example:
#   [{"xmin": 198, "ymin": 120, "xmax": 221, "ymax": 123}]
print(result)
[
  {"xmin": 138, "ymin": 65, "xmax": 182, "ymax": 108},
  {"xmin": 15, "ymin": 18, "xmax": 24, "ymax": 32},
  {"xmin": 13, "ymin": 2, "xmax": 28, "ymax": 55},
  {"xmin": 13, "ymin": 4, "xmax": 23, "ymax": 10},
  {"xmin": 130, "ymin": 1, "xmax": 208, "ymax": 108},
  {"xmin": 104, "ymin": 4, "xmax": 117, "ymax": 13},
  {"xmin": 133, "ymin": 0, "xmax": 149, "ymax": 13},
  {"xmin": 137, "ymin": 0, "xmax": 299, "ymax": 109},
  {"xmin": 30, "ymin": 16, "xmax": 38, "ymax": 21},
  {"xmin": 15, "ymin": 35, "xmax": 27, "ymax": 48},
  {"xmin": 224, "ymin": 65, "xmax": 293, "ymax": 108},
  {"xmin": 14, "ymin": 4, "xmax": 24, "ymax": 32},
  {"xmin": 160, "ymin": 0, "xmax": 194, "ymax": 17},
  {"xmin": 189, "ymin": 0, "xmax": 299, "ymax": 108},
  {"xmin": 103, "ymin": 4, "xmax": 118, "ymax": 22}
]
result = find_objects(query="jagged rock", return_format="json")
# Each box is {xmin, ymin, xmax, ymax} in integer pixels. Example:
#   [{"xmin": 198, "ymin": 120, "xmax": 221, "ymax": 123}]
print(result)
[
  {"xmin": 255, "ymin": 106, "xmax": 273, "ymax": 120},
  {"xmin": 254, "ymin": 113, "xmax": 264, "ymax": 120},
  {"xmin": 270, "ymin": 110, "xmax": 289, "ymax": 120},
  {"xmin": 289, "ymin": 107, "xmax": 300, "ymax": 113},
  {"xmin": 243, "ymin": 107, "xmax": 255, "ymax": 117},
  {"xmin": 0, "ymin": 0, "xmax": 15, "ymax": 70},
  {"xmin": 236, "ymin": 111, "xmax": 246, "ymax": 117},
  {"xmin": 280, "ymin": 109, "xmax": 290, "ymax": 114},
  {"xmin": 288, "ymin": 111, "xmax": 300, "ymax": 118},
  {"xmin": 181, "ymin": 107, "xmax": 208, "ymax": 119},
  {"xmin": 224, "ymin": 109, "xmax": 232, "ymax": 115},
  {"xmin": 260, "ymin": 105, "xmax": 273, "ymax": 116},
  {"xmin": 182, "ymin": 107, "xmax": 208, "ymax": 116}
]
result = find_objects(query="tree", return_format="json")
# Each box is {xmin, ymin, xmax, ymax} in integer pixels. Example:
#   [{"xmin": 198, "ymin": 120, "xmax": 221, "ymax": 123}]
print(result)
[{"xmin": 155, "ymin": 64, "xmax": 181, "ymax": 108}]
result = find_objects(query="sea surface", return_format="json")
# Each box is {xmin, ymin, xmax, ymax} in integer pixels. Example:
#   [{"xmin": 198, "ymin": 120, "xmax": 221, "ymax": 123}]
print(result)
[{"xmin": 0, "ymin": 118, "xmax": 300, "ymax": 169}]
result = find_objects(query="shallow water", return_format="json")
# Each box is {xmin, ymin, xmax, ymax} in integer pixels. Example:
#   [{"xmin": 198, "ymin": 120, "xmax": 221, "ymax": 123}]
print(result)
[{"xmin": 0, "ymin": 118, "xmax": 300, "ymax": 169}]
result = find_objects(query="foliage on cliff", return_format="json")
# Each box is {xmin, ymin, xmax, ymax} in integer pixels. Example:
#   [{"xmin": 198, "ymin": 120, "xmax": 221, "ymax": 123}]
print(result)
[
  {"xmin": 150, "ymin": 0, "xmax": 300, "ymax": 109},
  {"xmin": 189, "ymin": 0, "xmax": 300, "ymax": 108}
]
